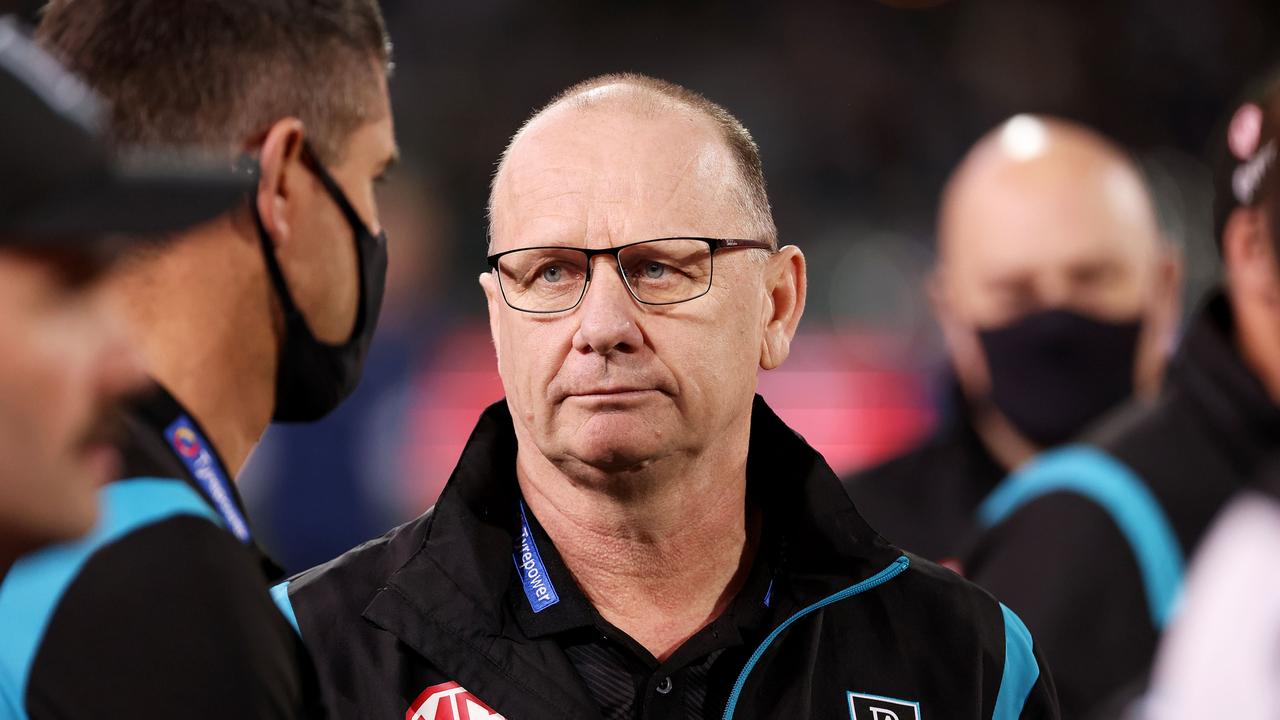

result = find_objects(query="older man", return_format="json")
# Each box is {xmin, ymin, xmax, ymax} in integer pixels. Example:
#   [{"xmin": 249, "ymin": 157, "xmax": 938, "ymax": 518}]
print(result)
[
  {"xmin": 277, "ymin": 74, "xmax": 1059, "ymax": 719},
  {"xmin": 845, "ymin": 116, "xmax": 1181, "ymax": 563}
]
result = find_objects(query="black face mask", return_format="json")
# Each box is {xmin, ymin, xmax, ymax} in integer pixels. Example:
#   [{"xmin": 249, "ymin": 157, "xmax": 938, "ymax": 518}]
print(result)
[
  {"xmin": 977, "ymin": 308, "xmax": 1143, "ymax": 448},
  {"xmin": 252, "ymin": 142, "xmax": 388, "ymax": 422}
]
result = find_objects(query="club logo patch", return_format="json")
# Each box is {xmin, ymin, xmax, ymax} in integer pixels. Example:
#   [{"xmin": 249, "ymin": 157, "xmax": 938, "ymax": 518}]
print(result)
[
  {"xmin": 407, "ymin": 681, "xmax": 505, "ymax": 720},
  {"xmin": 847, "ymin": 691, "xmax": 921, "ymax": 720},
  {"xmin": 172, "ymin": 426, "xmax": 201, "ymax": 459}
]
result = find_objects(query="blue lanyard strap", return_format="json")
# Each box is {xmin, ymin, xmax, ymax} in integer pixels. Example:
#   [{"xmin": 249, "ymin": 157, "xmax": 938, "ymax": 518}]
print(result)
[
  {"xmin": 513, "ymin": 500, "xmax": 560, "ymax": 613},
  {"xmin": 162, "ymin": 414, "xmax": 251, "ymax": 544}
]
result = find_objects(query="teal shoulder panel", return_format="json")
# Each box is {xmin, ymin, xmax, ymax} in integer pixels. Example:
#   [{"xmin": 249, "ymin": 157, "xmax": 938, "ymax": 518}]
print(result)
[
  {"xmin": 270, "ymin": 581, "xmax": 300, "ymax": 635},
  {"xmin": 978, "ymin": 445, "xmax": 1185, "ymax": 628},
  {"xmin": 0, "ymin": 478, "xmax": 221, "ymax": 717},
  {"xmin": 993, "ymin": 603, "xmax": 1040, "ymax": 720}
]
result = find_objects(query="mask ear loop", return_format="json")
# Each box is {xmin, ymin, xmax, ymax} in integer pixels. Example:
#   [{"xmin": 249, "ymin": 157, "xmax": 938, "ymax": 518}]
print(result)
[
  {"xmin": 298, "ymin": 141, "xmax": 379, "ymax": 237},
  {"xmin": 298, "ymin": 140, "xmax": 383, "ymax": 345},
  {"xmin": 239, "ymin": 151, "xmax": 306, "ymax": 326}
]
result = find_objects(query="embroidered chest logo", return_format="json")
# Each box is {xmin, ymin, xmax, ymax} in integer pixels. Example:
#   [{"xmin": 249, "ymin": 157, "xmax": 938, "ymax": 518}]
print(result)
[
  {"xmin": 407, "ymin": 681, "xmax": 506, "ymax": 720},
  {"xmin": 847, "ymin": 691, "xmax": 921, "ymax": 720}
]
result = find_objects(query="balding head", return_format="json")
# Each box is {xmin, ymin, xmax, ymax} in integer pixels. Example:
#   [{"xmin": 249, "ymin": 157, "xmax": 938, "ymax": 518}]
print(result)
[
  {"xmin": 932, "ymin": 115, "xmax": 1180, "ymax": 457},
  {"xmin": 489, "ymin": 73, "xmax": 776, "ymax": 250},
  {"xmin": 939, "ymin": 115, "xmax": 1163, "ymax": 324}
]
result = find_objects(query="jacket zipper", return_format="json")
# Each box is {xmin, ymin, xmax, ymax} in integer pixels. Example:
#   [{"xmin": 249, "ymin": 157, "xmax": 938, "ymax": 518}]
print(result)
[{"xmin": 721, "ymin": 554, "xmax": 911, "ymax": 720}]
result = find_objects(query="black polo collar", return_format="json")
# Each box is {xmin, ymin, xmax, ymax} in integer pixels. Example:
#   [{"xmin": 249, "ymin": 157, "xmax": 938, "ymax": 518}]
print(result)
[{"xmin": 506, "ymin": 485, "xmax": 782, "ymax": 647}]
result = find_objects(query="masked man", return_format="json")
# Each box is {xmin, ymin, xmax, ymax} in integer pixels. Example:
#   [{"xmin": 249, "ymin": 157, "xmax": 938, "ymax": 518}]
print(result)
[
  {"xmin": 845, "ymin": 115, "xmax": 1181, "ymax": 564},
  {"xmin": 967, "ymin": 87, "xmax": 1280, "ymax": 715}
]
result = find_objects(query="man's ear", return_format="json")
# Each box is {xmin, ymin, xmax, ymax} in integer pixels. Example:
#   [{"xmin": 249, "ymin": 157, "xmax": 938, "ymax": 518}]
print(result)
[
  {"xmin": 759, "ymin": 245, "xmax": 806, "ymax": 370},
  {"xmin": 1152, "ymin": 241, "xmax": 1185, "ymax": 345},
  {"xmin": 254, "ymin": 118, "xmax": 307, "ymax": 251},
  {"xmin": 930, "ymin": 266, "xmax": 990, "ymax": 394},
  {"xmin": 479, "ymin": 271, "xmax": 502, "ymax": 359},
  {"xmin": 1134, "ymin": 241, "xmax": 1185, "ymax": 397}
]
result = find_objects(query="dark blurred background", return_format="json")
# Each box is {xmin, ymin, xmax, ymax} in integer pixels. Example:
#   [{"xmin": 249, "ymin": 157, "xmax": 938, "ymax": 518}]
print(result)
[{"xmin": 20, "ymin": 0, "xmax": 1274, "ymax": 572}]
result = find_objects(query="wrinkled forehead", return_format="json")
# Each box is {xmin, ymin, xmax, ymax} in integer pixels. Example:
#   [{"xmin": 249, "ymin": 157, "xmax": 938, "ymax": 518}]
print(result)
[{"xmin": 490, "ymin": 102, "xmax": 753, "ymax": 252}]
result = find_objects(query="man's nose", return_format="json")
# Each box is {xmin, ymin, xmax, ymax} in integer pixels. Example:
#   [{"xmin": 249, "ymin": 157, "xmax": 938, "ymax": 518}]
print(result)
[
  {"xmin": 1033, "ymin": 273, "xmax": 1073, "ymax": 311},
  {"xmin": 572, "ymin": 255, "xmax": 643, "ymax": 356}
]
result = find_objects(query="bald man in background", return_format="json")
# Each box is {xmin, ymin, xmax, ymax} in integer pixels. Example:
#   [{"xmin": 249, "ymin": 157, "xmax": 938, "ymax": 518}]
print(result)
[
  {"xmin": 845, "ymin": 115, "xmax": 1181, "ymax": 563},
  {"xmin": 968, "ymin": 80, "xmax": 1280, "ymax": 717}
]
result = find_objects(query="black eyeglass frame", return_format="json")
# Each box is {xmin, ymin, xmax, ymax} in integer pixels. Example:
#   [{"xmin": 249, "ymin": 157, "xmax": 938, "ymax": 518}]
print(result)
[{"xmin": 486, "ymin": 236, "xmax": 776, "ymax": 314}]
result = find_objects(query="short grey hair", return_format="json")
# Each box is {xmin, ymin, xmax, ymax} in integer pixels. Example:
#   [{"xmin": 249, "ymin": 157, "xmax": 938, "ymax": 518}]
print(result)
[{"xmin": 488, "ymin": 73, "xmax": 777, "ymax": 250}]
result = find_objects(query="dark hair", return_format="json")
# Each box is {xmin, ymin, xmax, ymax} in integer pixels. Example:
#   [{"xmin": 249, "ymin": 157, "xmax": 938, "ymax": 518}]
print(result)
[
  {"xmin": 490, "ymin": 73, "xmax": 777, "ymax": 246},
  {"xmin": 36, "ymin": 0, "xmax": 390, "ymax": 164}
]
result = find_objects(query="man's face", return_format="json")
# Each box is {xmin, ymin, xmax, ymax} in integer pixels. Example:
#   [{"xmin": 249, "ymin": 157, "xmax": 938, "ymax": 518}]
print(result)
[
  {"xmin": 281, "ymin": 77, "xmax": 397, "ymax": 345},
  {"xmin": 937, "ymin": 152, "xmax": 1173, "ymax": 399},
  {"xmin": 0, "ymin": 249, "xmax": 144, "ymax": 552},
  {"xmin": 484, "ymin": 101, "xmax": 778, "ymax": 476}
]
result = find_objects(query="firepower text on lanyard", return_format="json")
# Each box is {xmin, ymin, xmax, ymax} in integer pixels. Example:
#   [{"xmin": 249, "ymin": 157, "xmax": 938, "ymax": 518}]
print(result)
[{"xmin": 163, "ymin": 414, "xmax": 252, "ymax": 544}]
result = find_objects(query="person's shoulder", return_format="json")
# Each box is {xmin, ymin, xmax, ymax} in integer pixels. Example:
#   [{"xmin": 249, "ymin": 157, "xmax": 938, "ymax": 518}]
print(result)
[
  {"xmin": 0, "ymin": 477, "xmax": 232, "ymax": 643},
  {"xmin": 283, "ymin": 508, "xmax": 437, "ymax": 627},
  {"xmin": 894, "ymin": 555, "xmax": 1053, "ymax": 712},
  {"xmin": 1087, "ymin": 391, "xmax": 1206, "ymax": 481},
  {"xmin": 16, "ymin": 488, "xmax": 310, "ymax": 718},
  {"xmin": 895, "ymin": 552, "xmax": 1007, "ymax": 620}
]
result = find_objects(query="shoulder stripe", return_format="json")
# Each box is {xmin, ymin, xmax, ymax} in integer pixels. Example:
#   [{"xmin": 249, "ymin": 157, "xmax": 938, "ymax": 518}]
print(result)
[
  {"xmin": 270, "ymin": 581, "xmax": 300, "ymax": 635},
  {"xmin": 0, "ymin": 478, "xmax": 221, "ymax": 715},
  {"xmin": 978, "ymin": 445, "xmax": 1185, "ymax": 628},
  {"xmin": 993, "ymin": 603, "xmax": 1040, "ymax": 720},
  {"xmin": 722, "ymin": 555, "xmax": 910, "ymax": 720}
]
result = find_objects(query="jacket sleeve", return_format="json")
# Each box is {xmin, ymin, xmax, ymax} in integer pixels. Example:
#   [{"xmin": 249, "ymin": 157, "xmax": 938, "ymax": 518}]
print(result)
[
  {"xmin": 968, "ymin": 492, "xmax": 1155, "ymax": 718},
  {"xmin": 22, "ymin": 517, "xmax": 319, "ymax": 719}
]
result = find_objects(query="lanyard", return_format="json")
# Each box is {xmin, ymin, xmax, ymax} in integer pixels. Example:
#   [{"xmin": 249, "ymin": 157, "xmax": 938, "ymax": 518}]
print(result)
[
  {"xmin": 162, "ymin": 414, "xmax": 252, "ymax": 544},
  {"xmin": 513, "ymin": 501, "xmax": 560, "ymax": 613}
]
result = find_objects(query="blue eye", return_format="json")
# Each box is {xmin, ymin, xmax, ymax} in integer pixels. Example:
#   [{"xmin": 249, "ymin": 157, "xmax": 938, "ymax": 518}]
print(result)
[
  {"xmin": 643, "ymin": 262, "xmax": 666, "ymax": 279},
  {"xmin": 541, "ymin": 265, "xmax": 565, "ymax": 283}
]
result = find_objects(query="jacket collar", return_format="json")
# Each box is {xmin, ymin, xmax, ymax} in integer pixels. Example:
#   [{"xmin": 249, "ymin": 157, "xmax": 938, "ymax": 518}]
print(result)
[
  {"xmin": 362, "ymin": 395, "xmax": 900, "ymax": 717},
  {"xmin": 116, "ymin": 381, "xmax": 282, "ymax": 580},
  {"xmin": 1169, "ymin": 290, "xmax": 1280, "ymax": 479}
]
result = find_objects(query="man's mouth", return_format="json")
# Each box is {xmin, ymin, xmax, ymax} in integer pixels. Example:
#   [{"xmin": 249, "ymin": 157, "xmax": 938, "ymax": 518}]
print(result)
[{"xmin": 565, "ymin": 387, "xmax": 661, "ymax": 402}]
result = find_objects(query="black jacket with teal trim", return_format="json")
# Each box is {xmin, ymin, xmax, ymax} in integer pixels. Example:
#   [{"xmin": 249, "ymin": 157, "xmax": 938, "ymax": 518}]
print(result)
[
  {"xmin": 0, "ymin": 385, "xmax": 317, "ymax": 719},
  {"xmin": 279, "ymin": 396, "xmax": 1059, "ymax": 719},
  {"xmin": 965, "ymin": 292, "xmax": 1280, "ymax": 717}
]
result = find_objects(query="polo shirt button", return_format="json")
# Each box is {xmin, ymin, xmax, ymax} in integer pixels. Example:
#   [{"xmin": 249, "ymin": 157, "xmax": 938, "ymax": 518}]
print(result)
[{"xmin": 656, "ymin": 677, "xmax": 673, "ymax": 695}]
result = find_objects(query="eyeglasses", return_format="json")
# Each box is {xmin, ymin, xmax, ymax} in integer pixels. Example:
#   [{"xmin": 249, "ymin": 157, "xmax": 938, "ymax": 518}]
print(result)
[{"xmin": 487, "ymin": 237, "xmax": 775, "ymax": 313}]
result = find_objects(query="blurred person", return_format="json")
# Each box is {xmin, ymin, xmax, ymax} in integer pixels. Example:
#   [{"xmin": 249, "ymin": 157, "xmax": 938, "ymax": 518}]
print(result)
[
  {"xmin": 1122, "ymin": 73, "xmax": 1280, "ymax": 720},
  {"xmin": 275, "ymin": 74, "xmax": 1059, "ymax": 719},
  {"xmin": 0, "ymin": 1, "xmax": 396, "ymax": 717},
  {"xmin": 844, "ymin": 115, "xmax": 1181, "ymax": 563},
  {"xmin": 1137, "ymin": 461, "xmax": 1280, "ymax": 719},
  {"xmin": 0, "ymin": 17, "xmax": 244, "ymax": 582},
  {"xmin": 964, "ymin": 76, "xmax": 1280, "ymax": 717}
]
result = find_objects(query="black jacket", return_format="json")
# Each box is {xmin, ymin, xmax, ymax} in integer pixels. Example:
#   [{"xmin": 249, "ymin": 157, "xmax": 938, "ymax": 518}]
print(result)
[
  {"xmin": 965, "ymin": 292, "xmax": 1280, "ymax": 717},
  {"xmin": 0, "ymin": 385, "xmax": 317, "ymax": 719},
  {"xmin": 844, "ymin": 383, "xmax": 1007, "ymax": 561},
  {"xmin": 278, "ymin": 396, "xmax": 1059, "ymax": 719}
]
